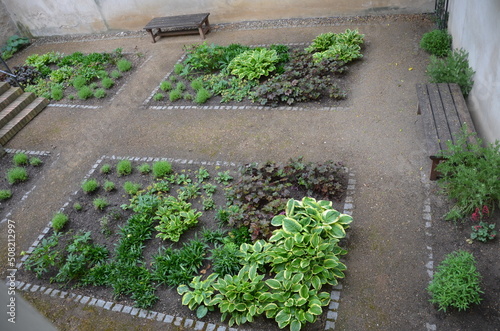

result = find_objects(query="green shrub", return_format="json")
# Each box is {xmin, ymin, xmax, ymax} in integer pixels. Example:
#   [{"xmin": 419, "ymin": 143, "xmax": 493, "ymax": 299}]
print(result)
[
  {"xmin": 0, "ymin": 189, "xmax": 12, "ymax": 200},
  {"xmin": 51, "ymin": 212, "xmax": 68, "ymax": 232},
  {"xmin": 101, "ymin": 77, "xmax": 115, "ymax": 89},
  {"xmin": 152, "ymin": 161, "xmax": 172, "ymax": 178},
  {"xmin": 169, "ymin": 89, "xmax": 182, "ymax": 102},
  {"xmin": 427, "ymin": 48, "xmax": 475, "ymax": 97},
  {"xmin": 73, "ymin": 202, "xmax": 82, "ymax": 211},
  {"xmin": 103, "ymin": 180, "xmax": 116, "ymax": 192},
  {"xmin": 160, "ymin": 81, "xmax": 172, "ymax": 92},
  {"xmin": 13, "ymin": 152, "xmax": 29, "ymax": 166},
  {"xmin": 110, "ymin": 70, "xmax": 122, "ymax": 79},
  {"xmin": 176, "ymin": 82, "xmax": 186, "ymax": 92},
  {"xmin": 190, "ymin": 78, "xmax": 204, "ymax": 91},
  {"xmin": 117, "ymin": 59, "xmax": 132, "ymax": 72},
  {"xmin": 94, "ymin": 88, "xmax": 107, "ymax": 98},
  {"xmin": 427, "ymin": 250, "xmax": 483, "ymax": 312},
  {"xmin": 436, "ymin": 126, "xmax": 500, "ymax": 221},
  {"xmin": 29, "ymin": 157, "xmax": 43, "ymax": 166},
  {"xmin": 153, "ymin": 93, "xmax": 164, "ymax": 101},
  {"xmin": 51, "ymin": 87, "xmax": 64, "ymax": 101},
  {"xmin": 123, "ymin": 181, "xmax": 142, "ymax": 195},
  {"xmin": 81, "ymin": 179, "xmax": 99, "ymax": 193},
  {"xmin": 77, "ymin": 86, "xmax": 93, "ymax": 100},
  {"xmin": 6, "ymin": 167, "xmax": 28, "ymax": 184},
  {"xmin": 305, "ymin": 32, "xmax": 337, "ymax": 53},
  {"xmin": 100, "ymin": 163, "xmax": 112, "ymax": 174},
  {"xmin": 195, "ymin": 88, "xmax": 211, "ymax": 104},
  {"xmin": 420, "ymin": 29, "xmax": 452, "ymax": 57},
  {"xmin": 209, "ymin": 242, "xmax": 241, "ymax": 276},
  {"xmin": 168, "ymin": 75, "xmax": 178, "ymax": 83},
  {"xmin": 116, "ymin": 159, "xmax": 132, "ymax": 176},
  {"xmin": 137, "ymin": 163, "xmax": 151, "ymax": 174},
  {"xmin": 227, "ymin": 49, "xmax": 279, "ymax": 80},
  {"xmin": 93, "ymin": 197, "xmax": 109, "ymax": 210},
  {"xmin": 72, "ymin": 76, "xmax": 87, "ymax": 89},
  {"xmin": 174, "ymin": 63, "xmax": 185, "ymax": 75}
]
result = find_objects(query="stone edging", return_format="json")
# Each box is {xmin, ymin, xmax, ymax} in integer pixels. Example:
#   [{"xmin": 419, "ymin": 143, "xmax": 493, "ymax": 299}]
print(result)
[{"xmin": 11, "ymin": 155, "xmax": 356, "ymax": 331}]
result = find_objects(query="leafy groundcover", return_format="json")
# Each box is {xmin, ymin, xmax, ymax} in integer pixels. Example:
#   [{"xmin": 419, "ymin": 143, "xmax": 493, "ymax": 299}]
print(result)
[{"xmin": 18, "ymin": 157, "xmax": 351, "ymax": 330}]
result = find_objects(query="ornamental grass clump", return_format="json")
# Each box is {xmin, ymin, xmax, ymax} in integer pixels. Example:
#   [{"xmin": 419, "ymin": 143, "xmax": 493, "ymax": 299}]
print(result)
[
  {"xmin": 117, "ymin": 59, "xmax": 132, "ymax": 72},
  {"xmin": 81, "ymin": 179, "xmax": 99, "ymax": 193},
  {"xmin": 116, "ymin": 159, "xmax": 132, "ymax": 176},
  {"xmin": 427, "ymin": 250, "xmax": 483, "ymax": 312},
  {"xmin": 51, "ymin": 212, "xmax": 69, "ymax": 232},
  {"xmin": 152, "ymin": 161, "xmax": 172, "ymax": 178},
  {"xmin": 6, "ymin": 167, "xmax": 28, "ymax": 184},
  {"xmin": 13, "ymin": 152, "xmax": 29, "ymax": 166},
  {"xmin": 420, "ymin": 29, "xmax": 452, "ymax": 57},
  {"xmin": 0, "ymin": 189, "xmax": 12, "ymax": 200}
]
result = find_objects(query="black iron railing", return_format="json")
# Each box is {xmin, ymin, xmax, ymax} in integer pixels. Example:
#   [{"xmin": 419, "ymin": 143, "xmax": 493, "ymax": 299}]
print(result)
[
  {"xmin": 0, "ymin": 56, "xmax": 23, "ymax": 91},
  {"xmin": 435, "ymin": 0, "xmax": 449, "ymax": 30}
]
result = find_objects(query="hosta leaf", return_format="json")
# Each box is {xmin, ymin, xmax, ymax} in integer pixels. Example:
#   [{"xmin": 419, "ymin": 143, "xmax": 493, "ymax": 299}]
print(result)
[
  {"xmin": 235, "ymin": 303, "xmax": 246, "ymax": 312},
  {"xmin": 177, "ymin": 284, "xmax": 189, "ymax": 295},
  {"xmin": 331, "ymin": 223, "xmax": 346, "ymax": 238},
  {"xmin": 249, "ymin": 264, "xmax": 257, "ymax": 280},
  {"xmin": 276, "ymin": 310, "xmax": 292, "ymax": 324},
  {"xmin": 283, "ymin": 217, "xmax": 303, "ymax": 233},
  {"xmin": 310, "ymin": 233, "xmax": 320, "ymax": 247},
  {"xmin": 332, "ymin": 269, "xmax": 345, "ymax": 278},
  {"xmin": 312, "ymin": 266, "xmax": 324, "ymax": 274},
  {"xmin": 253, "ymin": 240, "xmax": 263, "ymax": 253},
  {"xmin": 323, "ymin": 210, "xmax": 341, "ymax": 224},
  {"xmin": 300, "ymin": 258, "xmax": 310, "ymax": 269},
  {"xmin": 299, "ymin": 284, "xmax": 309, "ymax": 299},
  {"xmin": 309, "ymin": 304, "xmax": 323, "ymax": 316},
  {"xmin": 181, "ymin": 292, "xmax": 194, "ymax": 305},
  {"xmin": 269, "ymin": 231, "xmax": 284, "ymax": 242},
  {"xmin": 259, "ymin": 292, "xmax": 272, "ymax": 302},
  {"xmin": 295, "ymin": 297, "xmax": 308, "ymax": 306},
  {"xmin": 311, "ymin": 275, "xmax": 321, "ymax": 290},
  {"xmin": 243, "ymin": 293, "xmax": 254, "ymax": 301},
  {"xmin": 284, "ymin": 237, "xmax": 294, "ymax": 251},
  {"xmin": 292, "ymin": 273, "xmax": 304, "ymax": 283},
  {"xmin": 286, "ymin": 198, "xmax": 297, "ymax": 215},
  {"xmin": 266, "ymin": 278, "xmax": 282, "ymax": 290},
  {"xmin": 290, "ymin": 319, "xmax": 302, "ymax": 331},
  {"xmin": 196, "ymin": 305, "xmax": 208, "ymax": 319},
  {"xmin": 271, "ymin": 215, "xmax": 285, "ymax": 226},
  {"xmin": 338, "ymin": 214, "xmax": 353, "ymax": 225},
  {"xmin": 304, "ymin": 311, "xmax": 315, "ymax": 323},
  {"xmin": 324, "ymin": 258, "xmax": 338, "ymax": 269},
  {"xmin": 284, "ymin": 298, "xmax": 295, "ymax": 307},
  {"xmin": 294, "ymin": 233, "xmax": 304, "ymax": 244},
  {"xmin": 262, "ymin": 302, "xmax": 278, "ymax": 313}
]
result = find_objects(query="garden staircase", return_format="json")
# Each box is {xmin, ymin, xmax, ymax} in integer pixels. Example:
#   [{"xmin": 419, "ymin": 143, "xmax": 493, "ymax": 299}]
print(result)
[{"xmin": 0, "ymin": 81, "xmax": 49, "ymax": 146}]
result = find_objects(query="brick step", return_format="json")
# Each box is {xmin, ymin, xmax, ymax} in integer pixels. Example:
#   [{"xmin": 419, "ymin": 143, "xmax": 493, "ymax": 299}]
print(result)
[
  {"xmin": 0, "ymin": 97, "xmax": 49, "ymax": 146},
  {"xmin": 0, "ymin": 82, "xmax": 11, "ymax": 95},
  {"xmin": 0, "ymin": 87, "xmax": 23, "ymax": 112},
  {"xmin": 0, "ymin": 92, "xmax": 36, "ymax": 128}
]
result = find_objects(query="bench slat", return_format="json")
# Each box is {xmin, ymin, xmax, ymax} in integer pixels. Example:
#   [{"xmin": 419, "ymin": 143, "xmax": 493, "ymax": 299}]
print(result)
[
  {"xmin": 449, "ymin": 83, "xmax": 478, "ymax": 146},
  {"xmin": 428, "ymin": 83, "xmax": 453, "ymax": 152},
  {"xmin": 437, "ymin": 83, "xmax": 462, "ymax": 146},
  {"xmin": 417, "ymin": 83, "xmax": 441, "ymax": 157}
]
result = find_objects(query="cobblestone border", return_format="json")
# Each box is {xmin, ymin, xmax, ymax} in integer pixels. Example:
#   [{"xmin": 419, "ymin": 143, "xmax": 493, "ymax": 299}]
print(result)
[
  {"xmin": 143, "ymin": 42, "xmax": 350, "ymax": 112},
  {"xmin": 13, "ymin": 155, "xmax": 356, "ymax": 331},
  {"xmin": 0, "ymin": 149, "xmax": 51, "ymax": 225},
  {"xmin": 421, "ymin": 171, "xmax": 437, "ymax": 331}
]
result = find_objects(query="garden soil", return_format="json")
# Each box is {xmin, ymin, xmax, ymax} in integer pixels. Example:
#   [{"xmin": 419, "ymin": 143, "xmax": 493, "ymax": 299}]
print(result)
[{"xmin": 1, "ymin": 14, "xmax": 499, "ymax": 331}]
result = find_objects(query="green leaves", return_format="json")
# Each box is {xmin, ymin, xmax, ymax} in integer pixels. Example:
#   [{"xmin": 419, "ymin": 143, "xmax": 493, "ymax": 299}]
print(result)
[
  {"xmin": 307, "ymin": 29, "xmax": 365, "ymax": 63},
  {"xmin": 227, "ymin": 49, "xmax": 280, "ymax": 81}
]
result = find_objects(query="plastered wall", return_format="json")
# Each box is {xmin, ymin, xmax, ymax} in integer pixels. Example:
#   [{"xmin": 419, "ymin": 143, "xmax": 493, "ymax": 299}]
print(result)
[
  {"xmin": 0, "ymin": 1, "xmax": 17, "ymax": 45},
  {"xmin": 448, "ymin": 0, "xmax": 500, "ymax": 143},
  {"xmin": 2, "ymin": 0, "xmax": 432, "ymax": 36}
]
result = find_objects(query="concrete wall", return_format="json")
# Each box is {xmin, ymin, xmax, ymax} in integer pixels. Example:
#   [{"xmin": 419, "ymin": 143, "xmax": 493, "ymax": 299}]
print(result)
[
  {"xmin": 1, "ymin": 0, "xmax": 432, "ymax": 36},
  {"xmin": 448, "ymin": 0, "xmax": 500, "ymax": 143},
  {"xmin": 0, "ymin": 1, "xmax": 18, "ymax": 45}
]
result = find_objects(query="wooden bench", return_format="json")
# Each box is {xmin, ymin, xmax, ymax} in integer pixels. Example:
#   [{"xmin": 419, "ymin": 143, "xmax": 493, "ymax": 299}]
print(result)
[
  {"xmin": 143, "ymin": 13, "xmax": 210, "ymax": 43},
  {"xmin": 416, "ymin": 83, "xmax": 478, "ymax": 180}
]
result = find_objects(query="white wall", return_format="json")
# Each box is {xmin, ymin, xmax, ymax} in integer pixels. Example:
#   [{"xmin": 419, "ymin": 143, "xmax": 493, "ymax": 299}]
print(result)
[
  {"xmin": 448, "ymin": 0, "xmax": 500, "ymax": 143},
  {"xmin": 2, "ymin": 0, "xmax": 433, "ymax": 36}
]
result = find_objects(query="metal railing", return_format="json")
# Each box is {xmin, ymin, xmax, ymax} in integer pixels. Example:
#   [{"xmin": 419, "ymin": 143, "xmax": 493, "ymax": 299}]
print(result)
[
  {"xmin": 0, "ymin": 56, "xmax": 23, "ymax": 91},
  {"xmin": 435, "ymin": 0, "xmax": 449, "ymax": 30}
]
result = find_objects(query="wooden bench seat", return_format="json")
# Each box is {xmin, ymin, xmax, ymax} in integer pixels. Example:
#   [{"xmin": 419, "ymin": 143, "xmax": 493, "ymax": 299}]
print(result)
[
  {"xmin": 144, "ymin": 13, "xmax": 210, "ymax": 43},
  {"xmin": 416, "ymin": 83, "xmax": 478, "ymax": 180}
]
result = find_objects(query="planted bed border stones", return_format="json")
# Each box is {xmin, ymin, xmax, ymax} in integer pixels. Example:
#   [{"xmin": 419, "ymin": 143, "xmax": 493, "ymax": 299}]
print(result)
[
  {"xmin": 0, "ymin": 149, "xmax": 51, "ymax": 225},
  {"xmin": 12, "ymin": 154, "xmax": 356, "ymax": 331}
]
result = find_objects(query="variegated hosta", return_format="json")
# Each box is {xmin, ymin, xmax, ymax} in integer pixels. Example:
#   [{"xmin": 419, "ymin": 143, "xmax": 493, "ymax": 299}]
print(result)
[{"xmin": 177, "ymin": 273, "xmax": 218, "ymax": 319}]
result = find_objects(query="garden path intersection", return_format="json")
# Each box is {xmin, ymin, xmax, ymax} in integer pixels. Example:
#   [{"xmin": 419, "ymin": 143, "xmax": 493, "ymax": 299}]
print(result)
[{"xmin": 0, "ymin": 14, "xmax": 454, "ymax": 330}]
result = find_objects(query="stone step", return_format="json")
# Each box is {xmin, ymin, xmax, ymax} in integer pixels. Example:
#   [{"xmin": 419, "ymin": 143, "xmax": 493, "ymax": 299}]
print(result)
[
  {"xmin": 0, "ymin": 92, "xmax": 36, "ymax": 128},
  {"xmin": 0, "ymin": 97, "xmax": 49, "ymax": 146},
  {"xmin": 0, "ymin": 87, "xmax": 23, "ymax": 112},
  {"xmin": 0, "ymin": 82, "xmax": 11, "ymax": 95}
]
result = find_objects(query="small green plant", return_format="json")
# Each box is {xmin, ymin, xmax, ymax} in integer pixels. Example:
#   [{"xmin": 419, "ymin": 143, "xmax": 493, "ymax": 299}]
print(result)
[
  {"xmin": 169, "ymin": 89, "xmax": 182, "ymax": 102},
  {"xmin": 13, "ymin": 152, "xmax": 29, "ymax": 166},
  {"xmin": 0, "ymin": 189, "xmax": 12, "ymax": 200},
  {"xmin": 51, "ymin": 87, "xmax": 64, "ymax": 101},
  {"xmin": 168, "ymin": 75, "xmax": 178, "ymax": 83},
  {"xmin": 174, "ymin": 63, "xmax": 184, "ymax": 75},
  {"xmin": 427, "ymin": 250, "xmax": 483, "ymax": 312},
  {"xmin": 72, "ymin": 76, "xmax": 87, "ymax": 89},
  {"xmin": 195, "ymin": 88, "xmax": 211, "ymax": 104},
  {"xmin": 116, "ymin": 59, "xmax": 132, "ymax": 72},
  {"xmin": 183, "ymin": 93, "xmax": 193, "ymax": 101},
  {"xmin": 159, "ymin": 81, "xmax": 172, "ymax": 92},
  {"xmin": 427, "ymin": 48, "xmax": 475, "ymax": 97},
  {"xmin": 195, "ymin": 167, "xmax": 210, "ymax": 182},
  {"xmin": 203, "ymin": 183, "xmax": 217, "ymax": 196},
  {"xmin": 176, "ymin": 82, "xmax": 186, "ymax": 92},
  {"xmin": 137, "ymin": 163, "xmax": 151, "ymax": 174},
  {"xmin": 93, "ymin": 197, "xmax": 109, "ymax": 210},
  {"xmin": 99, "ymin": 216, "xmax": 112, "ymax": 236},
  {"xmin": 1, "ymin": 35, "xmax": 30, "ymax": 60},
  {"xmin": 29, "ymin": 157, "xmax": 43, "ymax": 166},
  {"xmin": 94, "ymin": 88, "xmax": 107, "ymax": 98},
  {"xmin": 100, "ymin": 163, "xmax": 112, "ymax": 174},
  {"xmin": 154, "ymin": 197, "xmax": 202, "ymax": 242},
  {"xmin": 470, "ymin": 222, "xmax": 497, "ymax": 242},
  {"xmin": 215, "ymin": 171, "xmax": 233, "ymax": 185},
  {"xmin": 103, "ymin": 180, "xmax": 116, "ymax": 192},
  {"xmin": 73, "ymin": 202, "xmax": 83, "ymax": 211},
  {"xmin": 6, "ymin": 167, "xmax": 28, "ymax": 184},
  {"xmin": 153, "ymin": 93, "xmax": 164, "ymax": 101},
  {"xmin": 420, "ymin": 29, "xmax": 452, "ymax": 57},
  {"xmin": 81, "ymin": 179, "xmax": 99, "ymax": 193},
  {"xmin": 227, "ymin": 48, "xmax": 279, "ymax": 81},
  {"xmin": 24, "ymin": 232, "xmax": 62, "ymax": 278},
  {"xmin": 152, "ymin": 161, "xmax": 172, "ymax": 178},
  {"xmin": 210, "ymin": 242, "xmax": 241, "ymax": 276},
  {"xmin": 68, "ymin": 95, "xmax": 75, "ymax": 100},
  {"xmin": 51, "ymin": 212, "xmax": 68, "ymax": 232},
  {"xmin": 110, "ymin": 70, "xmax": 122, "ymax": 79},
  {"xmin": 190, "ymin": 78, "xmax": 204, "ymax": 91},
  {"xmin": 116, "ymin": 159, "xmax": 132, "ymax": 176},
  {"xmin": 202, "ymin": 197, "xmax": 215, "ymax": 210},
  {"xmin": 177, "ymin": 273, "xmax": 218, "ymax": 319},
  {"xmin": 123, "ymin": 181, "xmax": 141, "ymax": 195},
  {"xmin": 77, "ymin": 86, "xmax": 93, "ymax": 100},
  {"xmin": 101, "ymin": 77, "xmax": 115, "ymax": 89},
  {"xmin": 89, "ymin": 82, "xmax": 98, "ymax": 89}
]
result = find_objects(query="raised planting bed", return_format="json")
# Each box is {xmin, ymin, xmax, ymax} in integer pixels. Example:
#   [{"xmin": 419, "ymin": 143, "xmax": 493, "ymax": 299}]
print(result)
[
  {"xmin": 0, "ymin": 149, "xmax": 51, "ymax": 222},
  {"xmin": 0, "ymin": 48, "xmax": 145, "ymax": 107},
  {"xmin": 18, "ymin": 156, "xmax": 353, "ymax": 330},
  {"xmin": 146, "ymin": 29, "xmax": 365, "ymax": 110}
]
